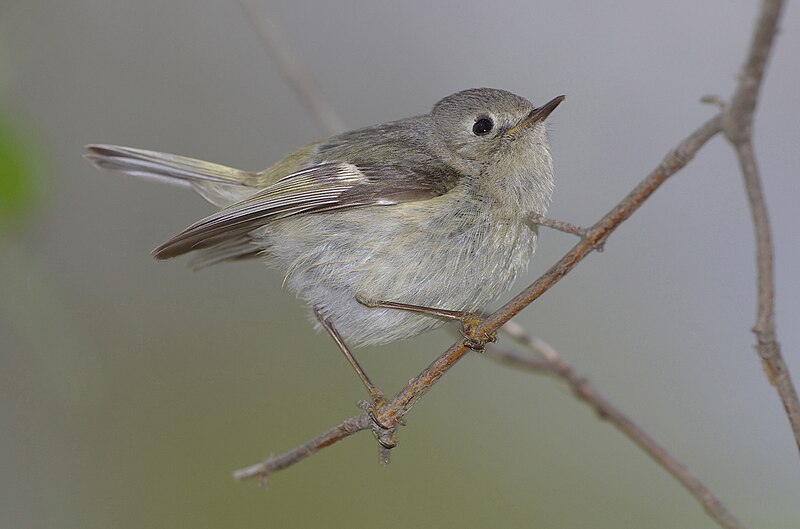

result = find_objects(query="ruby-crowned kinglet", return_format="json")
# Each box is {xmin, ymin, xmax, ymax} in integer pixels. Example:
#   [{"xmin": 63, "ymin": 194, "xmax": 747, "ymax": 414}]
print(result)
[{"xmin": 85, "ymin": 88, "xmax": 563, "ymax": 385}]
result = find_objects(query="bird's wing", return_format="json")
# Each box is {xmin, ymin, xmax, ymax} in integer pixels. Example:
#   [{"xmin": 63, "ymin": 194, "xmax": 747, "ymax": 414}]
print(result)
[{"xmin": 153, "ymin": 161, "xmax": 458, "ymax": 259}]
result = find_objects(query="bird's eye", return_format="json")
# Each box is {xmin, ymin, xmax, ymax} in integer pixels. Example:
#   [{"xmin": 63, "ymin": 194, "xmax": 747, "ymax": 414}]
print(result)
[{"xmin": 472, "ymin": 117, "xmax": 494, "ymax": 136}]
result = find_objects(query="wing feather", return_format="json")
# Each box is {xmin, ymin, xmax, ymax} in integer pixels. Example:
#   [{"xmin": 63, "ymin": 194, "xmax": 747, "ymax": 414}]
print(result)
[{"xmin": 153, "ymin": 162, "xmax": 457, "ymax": 259}]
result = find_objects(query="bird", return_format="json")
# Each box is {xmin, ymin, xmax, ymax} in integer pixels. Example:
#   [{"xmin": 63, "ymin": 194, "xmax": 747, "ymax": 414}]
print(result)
[{"xmin": 85, "ymin": 88, "xmax": 564, "ymax": 403}]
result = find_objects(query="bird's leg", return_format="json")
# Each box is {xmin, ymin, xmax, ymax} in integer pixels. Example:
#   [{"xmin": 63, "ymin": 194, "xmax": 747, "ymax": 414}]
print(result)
[
  {"xmin": 355, "ymin": 294, "xmax": 496, "ymax": 350},
  {"xmin": 314, "ymin": 310, "xmax": 389, "ymax": 427}
]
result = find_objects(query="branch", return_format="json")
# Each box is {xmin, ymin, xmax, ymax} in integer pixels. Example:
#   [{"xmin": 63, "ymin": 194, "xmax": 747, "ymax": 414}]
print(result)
[
  {"xmin": 526, "ymin": 213, "xmax": 592, "ymax": 246},
  {"xmin": 722, "ymin": 0, "xmax": 784, "ymax": 143},
  {"xmin": 233, "ymin": 414, "xmax": 372, "ymax": 483},
  {"xmin": 233, "ymin": 8, "xmax": 790, "ymax": 529},
  {"xmin": 720, "ymin": 0, "xmax": 800, "ymax": 453},
  {"xmin": 485, "ymin": 322, "xmax": 748, "ymax": 529},
  {"xmin": 234, "ymin": 114, "xmax": 723, "ymax": 481},
  {"xmin": 237, "ymin": 0, "xmax": 346, "ymax": 136}
]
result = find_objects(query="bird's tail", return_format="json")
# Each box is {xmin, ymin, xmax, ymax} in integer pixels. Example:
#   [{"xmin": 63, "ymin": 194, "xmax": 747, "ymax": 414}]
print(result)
[{"xmin": 84, "ymin": 144, "xmax": 258, "ymax": 207}]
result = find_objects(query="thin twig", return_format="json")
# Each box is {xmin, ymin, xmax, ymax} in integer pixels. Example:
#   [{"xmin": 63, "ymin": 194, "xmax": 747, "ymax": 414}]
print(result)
[
  {"xmin": 720, "ymin": 0, "xmax": 800, "ymax": 453},
  {"xmin": 485, "ymin": 322, "xmax": 747, "ymax": 529},
  {"xmin": 234, "ymin": 114, "xmax": 723, "ymax": 481},
  {"xmin": 233, "ymin": 414, "xmax": 372, "ymax": 482},
  {"xmin": 482, "ymin": 340, "xmax": 554, "ymax": 375},
  {"xmin": 722, "ymin": 0, "xmax": 784, "ymax": 143},
  {"xmin": 527, "ymin": 213, "xmax": 593, "ymax": 247},
  {"xmin": 237, "ymin": 0, "xmax": 346, "ymax": 136}
]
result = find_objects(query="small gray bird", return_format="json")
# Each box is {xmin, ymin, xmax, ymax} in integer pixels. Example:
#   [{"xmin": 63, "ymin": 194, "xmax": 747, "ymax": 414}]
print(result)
[{"xmin": 85, "ymin": 88, "xmax": 563, "ymax": 400}]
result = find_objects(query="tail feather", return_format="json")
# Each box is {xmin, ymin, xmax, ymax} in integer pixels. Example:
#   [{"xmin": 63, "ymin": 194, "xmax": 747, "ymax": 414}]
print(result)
[{"xmin": 84, "ymin": 144, "xmax": 259, "ymax": 206}]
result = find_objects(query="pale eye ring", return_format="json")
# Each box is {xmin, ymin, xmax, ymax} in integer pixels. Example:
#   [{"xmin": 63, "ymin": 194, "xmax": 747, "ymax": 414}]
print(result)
[{"xmin": 472, "ymin": 117, "xmax": 494, "ymax": 136}]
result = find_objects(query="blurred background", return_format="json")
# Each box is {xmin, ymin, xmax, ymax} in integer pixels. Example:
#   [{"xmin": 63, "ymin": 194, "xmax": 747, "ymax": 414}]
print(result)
[{"xmin": 1, "ymin": 1, "xmax": 798, "ymax": 527}]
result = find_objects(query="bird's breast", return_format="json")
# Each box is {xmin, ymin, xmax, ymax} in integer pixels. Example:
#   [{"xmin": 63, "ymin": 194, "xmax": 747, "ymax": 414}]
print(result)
[{"xmin": 261, "ymin": 190, "xmax": 537, "ymax": 346}]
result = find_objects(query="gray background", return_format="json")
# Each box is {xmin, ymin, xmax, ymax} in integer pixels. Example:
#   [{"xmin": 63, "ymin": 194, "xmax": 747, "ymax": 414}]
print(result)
[{"xmin": 1, "ymin": 0, "xmax": 798, "ymax": 527}]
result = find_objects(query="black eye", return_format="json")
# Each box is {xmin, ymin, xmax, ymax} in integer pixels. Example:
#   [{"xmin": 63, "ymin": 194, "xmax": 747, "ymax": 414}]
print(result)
[{"xmin": 472, "ymin": 117, "xmax": 494, "ymax": 136}]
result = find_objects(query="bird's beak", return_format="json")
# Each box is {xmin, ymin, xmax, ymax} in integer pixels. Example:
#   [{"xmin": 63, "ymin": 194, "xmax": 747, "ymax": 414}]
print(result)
[{"xmin": 506, "ymin": 95, "xmax": 565, "ymax": 136}]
